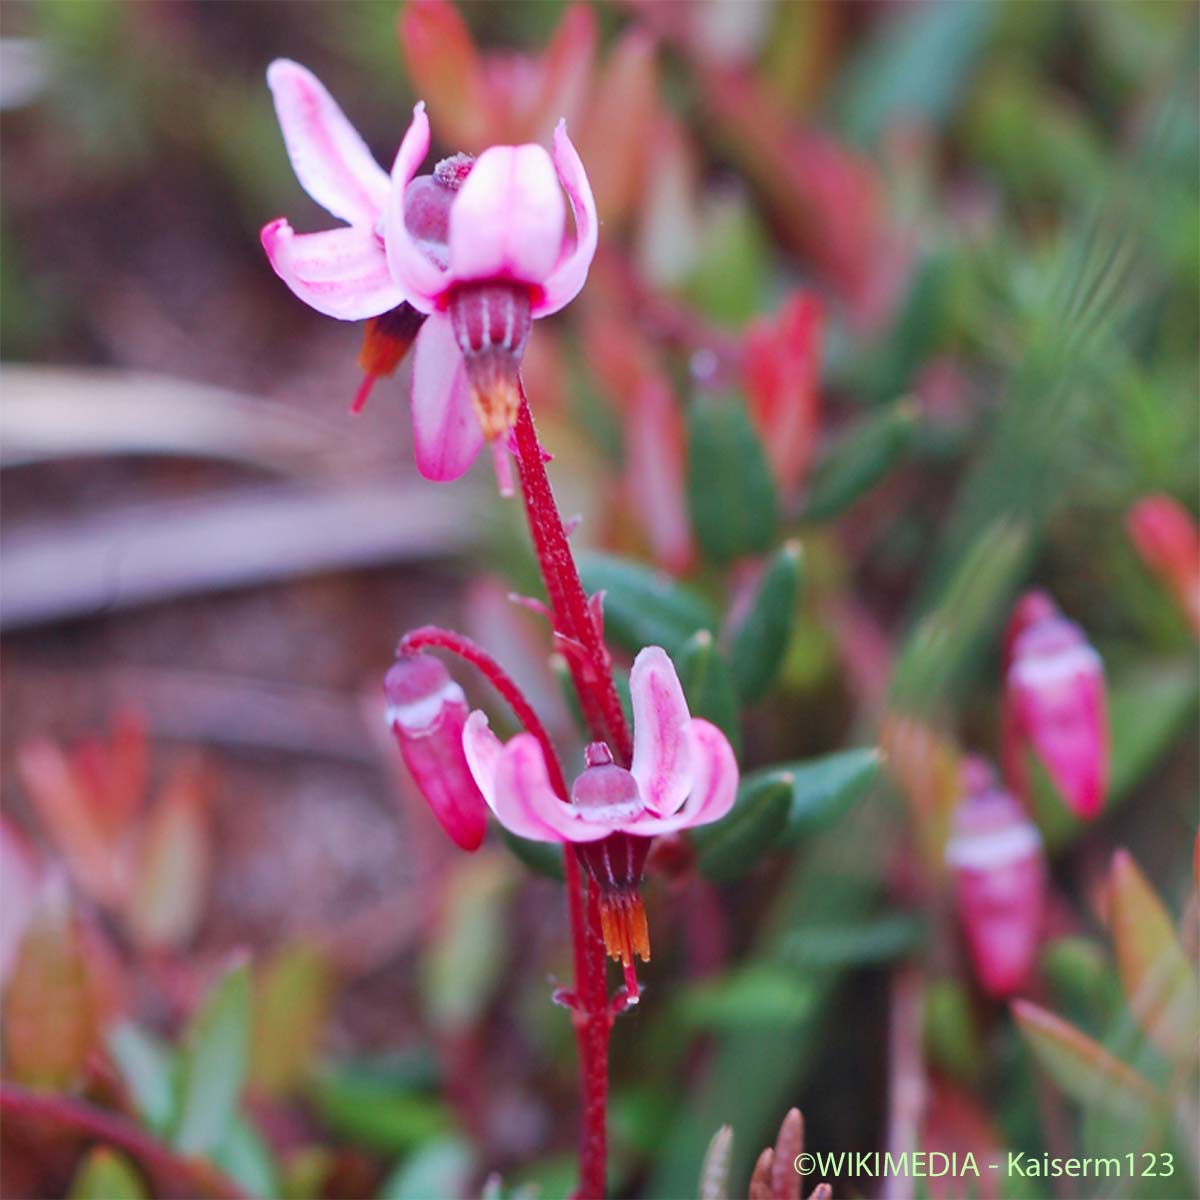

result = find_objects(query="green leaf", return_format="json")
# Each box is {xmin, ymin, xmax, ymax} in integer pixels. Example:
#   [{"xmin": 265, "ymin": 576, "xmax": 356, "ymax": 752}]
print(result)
[
  {"xmin": 683, "ymin": 194, "xmax": 770, "ymax": 326},
  {"xmin": 499, "ymin": 827, "xmax": 564, "ymax": 880},
  {"xmin": 754, "ymin": 747, "xmax": 881, "ymax": 843},
  {"xmin": 578, "ymin": 552, "xmax": 717, "ymax": 658},
  {"xmin": 835, "ymin": 0, "xmax": 995, "ymax": 146},
  {"xmin": 251, "ymin": 942, "xmax": 332, "ymax": 1098},
  {"xmin": 1012, "ymin": 999, "xmax": 1160, "ymax": 1120},
  {"xmin": 678, "ymin": 965, "xmax": 817, "ymax": 1030},
  {"xmin": 308, "ymin": 1064, "xmax": 451, "ymax": 1153},
  {"xmin": 687, "ymin": 396, "xmax": 778, "ymax": 563},
  {"xmin": 213, "ymin": 1116, "xmax": 280, "ymax": 1199},
  {"xmin": 803, "ymin": 398, "xmax": 919, "ymax": 521},
  {"xmin": 68, "ymin": 1148, "xmax": 147, "ymax": 1200},
  {"xmin": 729, "ymin": 541, "xmax": 803, "ymax": 703},
  {"xmin": 106, "ymin": 1022, "xmax": 177, "ymax": 1135},
  {"xmin": 677, "ymin": 631, "xmax": 741, "ymax": 754},
  {"xmin": 378, "ymin": 1138, "xmax": 473, "ymax": 1200},
  {"xmin": 172, "ymin": 959, "xmax": 252, "ymax": 1156},
  {"xmin": 779, "ymin": 912, "xmax": 925, "ymax": 967},
  {"xmin": 692, "ymin": 772, "xmax": 792, "ymax": 883}
]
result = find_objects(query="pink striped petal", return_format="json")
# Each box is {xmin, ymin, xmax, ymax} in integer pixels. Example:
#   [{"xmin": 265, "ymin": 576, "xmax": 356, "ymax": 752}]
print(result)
[
  {"xmin": 410, "ymin": 315, "xmax": 484, "ymax": 481},
  {"xmin": 492, "ymin": 734, "xmax": 610, "ymax": 843},
  {"xmin": 624, "ymin": 719, "xmax": 737, "ymax": 835},
  {"xmin": 266, "ymin": 59, "xmax": 390, "ymax": 227},
  {"xmin": 261, "ymin": 219, "xmax": 406, "ymax": 320},
  {"xmin": 447, "ymin": 144, "xmax": 566, "ymax": 288},
  {"xmin": 629, "ymin": 645, "xmax": 695, "ymax": 816},
  {"xmin": 385, "ymin": 103, "xmax": 450, "ymax": 312},
  {"xmin": 534, "ymin": 120, "xmax": 599, "ymax": 317}
]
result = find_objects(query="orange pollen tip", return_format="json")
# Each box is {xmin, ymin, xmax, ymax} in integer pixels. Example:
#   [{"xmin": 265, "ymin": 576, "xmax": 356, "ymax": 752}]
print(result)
[
  {"xmin": 470, "ymin": 370, "xmax": 521, "ymax": 441},
  {"xmin": 597, "ymin": 889, "xmax": 650, "ymax": 968}
]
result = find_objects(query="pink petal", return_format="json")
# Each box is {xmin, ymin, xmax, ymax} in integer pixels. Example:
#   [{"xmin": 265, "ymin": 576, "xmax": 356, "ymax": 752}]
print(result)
[
  {"xmin": 493, "ymin": 734, "xmax": 610, "ymax": 843},
  {"xmin": 629, "ymin": 645, "xmax": 694, "ymax": 816},
  {"xmin": 533, "ymin": 120, "xmax": 598, "ymax": 317},
  {"xmin": 410, "ymin": 314, "xmax": 484, "ymax": 480},
  {"xmin": 624, "ymin": 719, "xmax": 737, "ymax": 835},
  {"xmin": 261, "ymin": 219, "xmax": 405, "ymax": 320},
  {"xmin": 462, "ymin": 710, "xmax": 503, "ymax": 807},
  {"xmin": 447, "ymin": 144, "xmax": 565, "ymax": 288},
  {"xmin": 266, "ymin": 59, "xmax": 390, "ymax": 227},
  {"xmin": 385, "ymin": 103, "xmax": 450, "ymax": 313}
]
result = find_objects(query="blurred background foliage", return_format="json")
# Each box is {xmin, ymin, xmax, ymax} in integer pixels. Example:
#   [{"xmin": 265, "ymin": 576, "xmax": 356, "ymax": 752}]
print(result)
[{"xmin": 1, "ymin": 2, "xmax": 1197, "ymax": 1199}]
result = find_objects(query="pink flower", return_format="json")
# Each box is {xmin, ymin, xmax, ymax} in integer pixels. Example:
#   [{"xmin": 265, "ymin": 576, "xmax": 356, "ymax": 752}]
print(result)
[
  {"xmin": 1001, "ymin": 592, "xmax": 1108, "ymax": 821},
  {"xmin": 945, "ymin": 758, "xmax": 1046, "ymax": 997},
  {"xmin": 385, "ymin": 101, "xmax": 597, "ymax": 440},
  {"xmin": 462, "ymin": 646, "xmax": 737, "ymax": 966},
  {"xmin": 260, "ymin": 60, "xmax": 597, "ymax": 484},
  {"xmin": 385, "ymin": 654, "xmax": 489, "ymax": 851},
  {"xmin": 1126, "ymin": 494, "xmax": 1200, "ymax": 636}
]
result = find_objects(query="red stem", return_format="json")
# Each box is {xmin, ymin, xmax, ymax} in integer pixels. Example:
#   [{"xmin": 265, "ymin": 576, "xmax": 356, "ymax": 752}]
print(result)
[
  {"xmin": 0, "ymin": 1083, "xmax": 250, "ymax": 1200},
  {"xmin": 512, "ymin": 390, "xmax": 621, "ymax": 1199}
]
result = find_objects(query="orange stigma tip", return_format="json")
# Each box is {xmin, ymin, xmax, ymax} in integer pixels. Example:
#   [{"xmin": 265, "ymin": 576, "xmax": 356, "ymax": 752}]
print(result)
[
  {"xmin": 598, "ymin": 890, "xmax": 651, "ymax": 968},
  {"xmin": 470, "ymin": 374, "xmax": 521, "ymax": 441},
  {"xmin": 351, "ymin": 374, "xmax": 376, "ymax": 414}
]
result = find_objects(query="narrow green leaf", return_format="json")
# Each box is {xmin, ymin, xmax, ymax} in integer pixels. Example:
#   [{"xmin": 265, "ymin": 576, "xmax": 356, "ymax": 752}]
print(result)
[
  {"xmin": 687, "ymin": 396, "xmax": 778, "ymax": 563},
  {"xmin": 68, "ymin": 1148, "xmax": 147, "ymax": 1200},
  {"xmin": 213, "ymin": 1116, "xmax": 280, "ymax": 1199},
  {"xmin": 578, "ymin": 552, "xmax": 717, "ymax": 658},
  {"xmin": 729, "ymin": 541, "xmax": 803, "ymax": 703},
  {"xmin": 683, "ymin": 194, "xmax": 770, "ymax": 326},
  {"xmin": 308, "ymin": 1066, "xmax": 451, "ymax": 1153},
  {"xmin": 172, "ymin": 959, "xmax": 252, "ymax": 1156},
  {"xmin": 678, "ymin": 965, "xmax": 817, "ymax": 1030},
  {"xmin": 499, "ymin": 827, "xmax": 564, "ymax": 881},
  {"xmin": 106, "ymin": 1023, "xmax": 177, "ymax": 1135},
  {"xmin": 803, "ymin": 398, "xmax": 919, "ymax": 521},
  {"xmin": 378, "ymin": 1138, "xmax": 473, "ymax": 1200},
  {"xmin": 1012, "ymin": 999, "xmax": 1160, "ymax": 1120},
  {"xmin": 693, "ymin": 773, "xmax": 792, "ymax": 882},
  {"xmin": 747, "ymin": 747, "xmax": 881, "ymax": 843},
  {"xmin": 699, "ymin": 1125, "xmax": 734, "ymax": 1200},
  {"xmin": 677, "ymin": 631, "xmax": 741, "ymax": 754},
  {"xmin": 779, "ymin": 912, "xmax": 924, "ymax": 967},
  {"xmin": 250, "ymin": 942, "xmax": 332, "ymax": 1098}
]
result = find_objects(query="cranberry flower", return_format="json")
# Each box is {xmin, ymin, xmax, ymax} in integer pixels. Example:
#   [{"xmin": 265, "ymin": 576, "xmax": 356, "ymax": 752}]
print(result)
[
  {"xmin": 945, "ymin": 758, "xmax": 1046, "ymax": 997},
  {"xmin": 260, "ymin": 60, "xmax": 597, "ymax": 484},
  {"xmin": 462, "ymin": 647, "xmax": 737, "ymax": 969},
  {"xmin": 1001, "ymin": 591, "xmax": 1108, "ymax": 821}
]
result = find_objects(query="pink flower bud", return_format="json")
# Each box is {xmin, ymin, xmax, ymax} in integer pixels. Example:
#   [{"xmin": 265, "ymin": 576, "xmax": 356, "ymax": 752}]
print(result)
[
  {"xmin": 384, "ymin": 655, "xmax": 488, "ymax": 851},
  {"xmin": 1126, "ymin": 494, "xmax": 1200, "ymax": 636},
  {"xmin": 946, "ymin": 759, "xmax": 1046, "ymax": 997},
  {"xmin": 1001, "ymin": 593, "xmax": 1108, "ymax": 821}
]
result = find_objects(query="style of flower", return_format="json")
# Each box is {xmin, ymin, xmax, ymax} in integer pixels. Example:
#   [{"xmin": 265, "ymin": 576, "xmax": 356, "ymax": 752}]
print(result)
[
  {"xmin": 461, "ymin": 646, "xmax": 737, "ymax": 970},
  {"xmin": 260, "ymin": 59, "xmax": 597, "ymax": 486},
  {"xmin": 1001, "ymin": 591, "xmax": 1108, "ymax": 821},
  {"xmin": 945, "ymin": 757, "xmax": 1046, "ymax": 997}
]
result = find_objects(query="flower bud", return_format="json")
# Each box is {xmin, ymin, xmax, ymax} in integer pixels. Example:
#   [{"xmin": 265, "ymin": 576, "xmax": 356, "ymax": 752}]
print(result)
[
  {"xmin": 1126, "ymin": 494, "xmax": 1200, "ymax": 636},
  {"xmin": 1001, "ymin": 593, "xmax": 1108, "ymax": 821},
  {"xmin": 384, "ymin": 655, "xmax": 488, "ymax": 851},
  {"xmin": 946, "ymin": 759, "xmax": 1046, "ymax": 997}
]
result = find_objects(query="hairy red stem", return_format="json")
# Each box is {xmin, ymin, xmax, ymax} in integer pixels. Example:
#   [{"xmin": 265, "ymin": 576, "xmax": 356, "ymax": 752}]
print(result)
[
  {"xmin": 512, "ymin": 389, "xmax": 622, "ymax": 1199},
  {"xmin": 0, "ymin": 1083, "xmax": 250, "ymax": 1200}
]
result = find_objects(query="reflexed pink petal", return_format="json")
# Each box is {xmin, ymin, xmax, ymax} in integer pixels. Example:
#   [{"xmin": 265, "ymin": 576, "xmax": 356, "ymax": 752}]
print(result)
[
  {"xmin": 266, "ymin": 59, "xmax": 390, "ymax": 227},
  {"xmin": 447, "ymin": 145, "xmax": 565, "ymax": 287},
  {"xmin": 492, "ymin": 734, "xmax": 610, "ymax": 843},
  {"xmin": 535, "ymin": 120, "xmax": 599, "ymax": 316},
  {"xmin": 462, "ymin": 710, "xmax": 503, "ymax": 808},
  {"xmin": 630, "ymin": 646, "xmax": 694, "ymax": 816},
  {"xmin": 625, "ymin": 719, "xmax": 737, "ymax": 835},
  {"xmin": 410, "ymin": 315, "xmax": 484, "ymax": 481},
  {"xmin": 261, "ymin": 219, "xmax": 404, "ymax": 320},
  {"xmin": 385, "ymin": 103, "xmax": 450, "ymax": 312}
]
